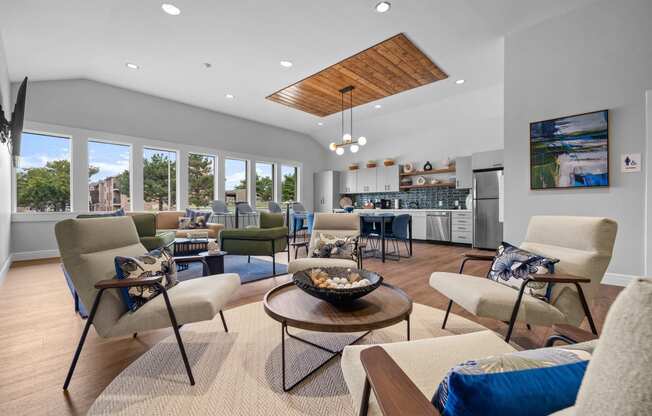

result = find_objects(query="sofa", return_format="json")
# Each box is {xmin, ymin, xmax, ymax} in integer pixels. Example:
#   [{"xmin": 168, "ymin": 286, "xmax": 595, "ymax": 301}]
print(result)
[{"xmin": 155, "ymin": 211, "xmax": 224, "ymax": 239}]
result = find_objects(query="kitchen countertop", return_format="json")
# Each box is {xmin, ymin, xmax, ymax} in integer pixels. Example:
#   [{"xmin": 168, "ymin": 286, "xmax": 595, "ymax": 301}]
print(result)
[{"xmin": 353, "ymin": 208, "xmax": 471, "ymax": 212}]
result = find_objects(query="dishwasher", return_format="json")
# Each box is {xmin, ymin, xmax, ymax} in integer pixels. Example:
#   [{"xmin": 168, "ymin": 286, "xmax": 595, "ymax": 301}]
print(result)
[{"xmin": 426, "ymin": 211, "xmax": 451, "ymax": 242}]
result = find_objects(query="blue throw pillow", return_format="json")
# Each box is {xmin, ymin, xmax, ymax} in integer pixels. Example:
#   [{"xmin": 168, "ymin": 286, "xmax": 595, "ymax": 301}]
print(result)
[
  {"xmin": 488, "ymin": 242, "xmax": 559, "ymax": 300},
  {"xmin": 432, "ymin": 343, "xmax": 595, "ymax": 416},
  {"xmin": 114, "ymin": 249, "xmax": 178, "ymax": 311}
]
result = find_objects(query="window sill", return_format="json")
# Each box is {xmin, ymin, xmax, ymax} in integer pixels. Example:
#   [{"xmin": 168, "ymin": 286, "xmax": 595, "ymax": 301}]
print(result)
[{"xmin": 11, "ymin": 212, "xmax": 78, "ymax": 223}]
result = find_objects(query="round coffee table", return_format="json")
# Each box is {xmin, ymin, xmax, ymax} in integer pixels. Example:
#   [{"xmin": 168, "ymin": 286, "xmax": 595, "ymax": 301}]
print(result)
[{"xmin": 263, "ymin": 281, "xmax": 412, "ymax": 391}]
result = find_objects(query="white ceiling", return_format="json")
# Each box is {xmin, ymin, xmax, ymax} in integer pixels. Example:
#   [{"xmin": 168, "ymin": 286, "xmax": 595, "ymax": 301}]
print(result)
[{"xmin": 0, "ymin": 0, "xmax": 597, "ymax": 144}]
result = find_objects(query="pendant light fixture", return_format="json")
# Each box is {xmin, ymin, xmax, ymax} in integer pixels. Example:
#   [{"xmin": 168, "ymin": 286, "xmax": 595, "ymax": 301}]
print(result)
[{"xmin": 329, "ymin": 86, "xmax": 367, "ymax": 155}]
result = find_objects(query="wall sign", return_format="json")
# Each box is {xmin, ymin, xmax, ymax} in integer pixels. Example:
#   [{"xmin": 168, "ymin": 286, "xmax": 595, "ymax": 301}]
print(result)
[{"xmin": 621, "ymin": 153, "xmax": 641, "ymax": 172}]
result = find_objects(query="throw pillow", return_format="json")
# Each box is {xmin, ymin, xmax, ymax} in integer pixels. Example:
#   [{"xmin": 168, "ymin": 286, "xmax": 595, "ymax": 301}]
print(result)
[
  {"xmin": 186, "ymin": 208, "xmax": 210, "ymax": 229},
  {"xmin": 178, "ymin": 216, "xmax": 193, "ymax": 230},
  {"xmin": 311, "ymin": 233, "xmax": 359, "ymax": 264},
  {"xmin": 432, "ymin": 342, "xmax": 595, "ymax": 416},
  {"xmin": 77, "ymin": 208, "xmax": 125, "ymax": 218},
  {"xmin": 488, "ymin": 242, "xmax": 559, "ymax": 300},
  {"xmin": 114, "ymin": 249, "xmax": 178, "ymax": 311}
]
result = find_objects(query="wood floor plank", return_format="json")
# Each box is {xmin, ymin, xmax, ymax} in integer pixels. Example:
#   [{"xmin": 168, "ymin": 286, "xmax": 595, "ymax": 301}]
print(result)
[{"xmin": 0, "ymin": 242, "xmax": 621, "ymax": 415}]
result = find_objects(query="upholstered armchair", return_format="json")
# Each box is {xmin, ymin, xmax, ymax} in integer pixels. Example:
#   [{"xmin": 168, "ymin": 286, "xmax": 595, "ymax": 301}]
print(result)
[
  {"xmin": 55, "ymin": 217, "xmax": 241, "ymax": 389},
  {"xmin": 288, "ymin": 213, "xmax": 363, "ymax": 274},
  {"xmin": 342, "ymin": 277, "xmax": 651, "ymax": 416},
  {"xmin": 430, "ymin": 216, "xmax": 618, "ymax": 342}
]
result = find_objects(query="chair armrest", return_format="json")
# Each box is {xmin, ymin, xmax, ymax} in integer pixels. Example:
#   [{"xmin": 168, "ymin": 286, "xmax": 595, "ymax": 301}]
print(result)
[
  {"xmin": 461, "ymin": 251, "xmax": 495, "ymax": 261},
  {"xmin": 360, "ymin": 346, "xmax": 440, "ymax": 416},
  {"xmin": 95, "ymin": 275, "xmax": 162, "ymax": 289},
  {"xmin": 528, "ymin": 274, "xmax": 590, "ymax": 284},
  {"xmin": 552, "ymin": 324, "xmax": 599, "ymax": 343}
]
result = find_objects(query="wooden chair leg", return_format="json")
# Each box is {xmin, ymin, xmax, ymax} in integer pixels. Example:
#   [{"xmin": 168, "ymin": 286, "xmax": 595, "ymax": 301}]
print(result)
[
  {"xmin": 442, "ymin": 300, "xmax": 453, "ymax": 329},
  {"xmin": 159, "ymin": 285, "xmax": 195, "ymax": 386},
  {"xmin": 63, "ymin": 288, "xmax": 105, "ymax": 390}
]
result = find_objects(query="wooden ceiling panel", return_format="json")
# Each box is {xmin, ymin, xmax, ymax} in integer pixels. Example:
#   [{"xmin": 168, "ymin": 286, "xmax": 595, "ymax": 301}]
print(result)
[{"xmin": 266, "ymin": 33, "xmax": 448, "ymax": 117}]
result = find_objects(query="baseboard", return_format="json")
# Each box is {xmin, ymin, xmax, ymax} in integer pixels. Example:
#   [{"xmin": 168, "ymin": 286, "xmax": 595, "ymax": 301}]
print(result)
[
  {"xmin": 602, "ymin": 273, "xmax": 636, "ymax": 287},
  {"xmin": 0, "ymin": 254, "xmax": 13, "ymax": 286},
  {"xmin": 11, "ymin": 249, "xmax": 60, "ymax": 262}
]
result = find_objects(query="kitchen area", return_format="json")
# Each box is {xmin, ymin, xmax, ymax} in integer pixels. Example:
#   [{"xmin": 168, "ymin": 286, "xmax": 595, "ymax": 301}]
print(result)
[{"xmin": 314, "ymin": 149, "xmax": 504, "ymax": 250}]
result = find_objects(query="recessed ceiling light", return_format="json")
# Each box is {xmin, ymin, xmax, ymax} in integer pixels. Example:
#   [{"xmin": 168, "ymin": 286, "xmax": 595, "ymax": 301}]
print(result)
[
  {"xmin": 374, "ymin": 104, "xmax": 382, "ymax": 109},
  {"xmin": 375, "ymin": 2, "xmax": 391, "ymax": 13},
  {"xmin": 125, "ymin": 62, "xmax": 139, "ymax": 70},
  {"xmin": 280, "ymin": 60, "xmax": 293, "ymax": 68},
  {"xmin": 317, "ymin": 122, "xmax": 324, "ymax": 126},
  {"xmin": 225, "ymin": 94, "xmax": 235, "ymax": 99},
  {"xmin": 161, "ymin": 3, "xmax": 181, "ymax": 15},
  {"xmin": 456, "ymin": 79, "xmax": 465, "ymax": 84}
]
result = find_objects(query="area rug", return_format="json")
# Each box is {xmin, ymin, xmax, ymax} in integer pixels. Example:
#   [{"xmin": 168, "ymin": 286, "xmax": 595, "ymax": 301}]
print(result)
[
  {"xmin": 178, "ymin": 256, "xmax": 288, "ymax": 284},
  {"xmin": 89, "ymin": 301, "xmax": 486, "ymax": 415}
]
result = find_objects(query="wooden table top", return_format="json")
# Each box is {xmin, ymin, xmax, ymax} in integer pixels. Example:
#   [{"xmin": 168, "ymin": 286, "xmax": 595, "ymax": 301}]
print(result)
[{"xmin": 263, "ymin": 282, "xmax": 412, "ymax": 333}]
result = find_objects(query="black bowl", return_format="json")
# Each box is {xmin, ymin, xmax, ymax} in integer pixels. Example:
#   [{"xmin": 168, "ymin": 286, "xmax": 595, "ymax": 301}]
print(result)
[{"xmin": 292, "ymin": 267, "xmax": 383, "ymax": 305}]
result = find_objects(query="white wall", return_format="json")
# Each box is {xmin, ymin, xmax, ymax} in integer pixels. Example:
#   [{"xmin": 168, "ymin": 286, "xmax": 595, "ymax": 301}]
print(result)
[
  {"xmin": 326, "ymin": 84, "xmax": 504, "ymax": 171},
  {"xmin": 0, "ymin": 31, "xmax": 12, "ymax": 281},
  {"xmin": 10, "ymin": 79, "xmax": 327, "ymax": 258},
  {"xmin": 504, "ymin": 0, "xmax": 652, "ymax": 279}
]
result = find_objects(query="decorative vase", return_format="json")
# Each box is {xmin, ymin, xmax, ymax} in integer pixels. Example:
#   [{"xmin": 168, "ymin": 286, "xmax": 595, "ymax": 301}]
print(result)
[
  {"xmin": 366, "ymin": 161, "xmax": 377, "ymax": 168},
  {"xmin": 423, "ymin": 161, "xmax": 433, "ymax": 171},
  {"xmin": 383, "ymin": 159, "xmax": 395, "ymax": 166},
  {"xmin": 403, "ymin": 163, "xmax": 414, "ymax": 173}
]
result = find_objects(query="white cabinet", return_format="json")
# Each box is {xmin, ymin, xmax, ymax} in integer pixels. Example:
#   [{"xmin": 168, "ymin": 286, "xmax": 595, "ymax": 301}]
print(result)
[
  {"xmin": 472, "ymin": 149, "xmax": 503, "ymax": 170},
  {"xmin": 411, "ymin": 212, "xmax": 427, "ymax": 240},
  {"xmin": 357, "ymin": 168, "xmax": 377, "ymax": 193},
  {"xmin": 455, "ymin": 156, "xmax": 472, "ymax": 189},
  {"xmin": 376, "ymin": 165, "xmax": 399, "ymax": 192},
  {"xmin": 340, "ymin": 170, "xmax": 358, "ymax": 194},
  {"xmin": 314, "ymin": 170, "xmax": 340, "ymax": 212},
  {"xmin": 451, "ymin": 211, "xmax": 472, "ymax": 244}
]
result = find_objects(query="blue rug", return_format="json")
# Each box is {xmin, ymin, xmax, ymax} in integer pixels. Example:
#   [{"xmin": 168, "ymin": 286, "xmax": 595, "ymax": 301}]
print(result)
[{"xmin": 178, "ymin": 255, "xmax": 288, "ymax": 284}]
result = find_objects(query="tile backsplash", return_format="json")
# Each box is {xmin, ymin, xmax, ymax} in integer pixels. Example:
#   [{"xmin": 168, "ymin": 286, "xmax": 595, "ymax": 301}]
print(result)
[{"xmin": 352, "ymin": 187, "xmax": 471, "ymax": 209}]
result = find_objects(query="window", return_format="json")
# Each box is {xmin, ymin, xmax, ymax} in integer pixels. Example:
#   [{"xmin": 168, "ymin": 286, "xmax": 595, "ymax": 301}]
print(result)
[
  {"xmin": 281, "ymin": 165, "xmax": 298, "ymax": 203},
  {"xmin": 224, "ymin": 158, "xmax": 248, "ymax": 210},
  {"xmin": 88, "ymin": 140, "xmax": 131, "ymax": 212},
  {"xmin": 255, "ymin": 162, "xmax": 274, "ymax": 209},
  {"xmin": 15, "ymin": 132, "xmax": 71, "ymax": 212},
  {"xmin": 143, "ymin": 148, "xmax": 177, "ymax": 211},
  {"xmin": 188, "ymin": 153, "xmax": 215, "ymax": 208}
]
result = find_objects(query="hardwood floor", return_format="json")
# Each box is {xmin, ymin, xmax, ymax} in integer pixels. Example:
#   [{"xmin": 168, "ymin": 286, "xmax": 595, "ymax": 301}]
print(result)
[{"xmin": 0, "ymin": 243, "xmax": 622, "ymax": 415}]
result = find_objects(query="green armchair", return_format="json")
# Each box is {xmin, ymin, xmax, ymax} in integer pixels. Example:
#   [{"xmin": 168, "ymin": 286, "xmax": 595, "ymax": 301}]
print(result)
[{"xmin": 220, "ymin": 212, "xmax": 289, "ymax": 276}]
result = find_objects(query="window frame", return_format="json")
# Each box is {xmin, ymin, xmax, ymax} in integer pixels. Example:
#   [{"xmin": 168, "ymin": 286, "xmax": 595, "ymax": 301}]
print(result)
[
  {"xmin": 87, "ymin": 138, "xmax": 134, "ymax": 212},
  {"xmin": 254, "ymin": 160, "xmax": 275, "ymax": 209},
  {"xmin": 187, "ymin": 151, "xmax": 218, "ymax": 209},
  {"xmin": 280, "ymin": 163, "xmax": 300, "ymax": 204},
  {"xmin": 142, "ymin": 146, "xmax": 180, "ymax": 212},
  {"xmin": 224, "ymin": 157, "xmax": 249, "ymax": 209},
  {"xmin": 13, "ymin": 129, "xmax": 74, "ymax": 214}
]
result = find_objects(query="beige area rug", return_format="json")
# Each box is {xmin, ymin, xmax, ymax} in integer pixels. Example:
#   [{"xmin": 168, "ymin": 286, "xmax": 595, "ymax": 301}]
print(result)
[{"xmin": 89, "ymin": 301, "xmax": 486, "ymax": 415}]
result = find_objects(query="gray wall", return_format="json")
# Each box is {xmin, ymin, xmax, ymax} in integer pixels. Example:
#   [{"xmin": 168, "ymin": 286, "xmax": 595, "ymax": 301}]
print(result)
[
  {"xmin": 0, "ymin": 31, "xmax": 12, "ymax": 280},
  {"xmin": 504, "ymin": 0, "xmax": 652, "ymax": 277},
  {"xmin": 10, "ymin": 79, "xmax": 327, "ymax": 257}
]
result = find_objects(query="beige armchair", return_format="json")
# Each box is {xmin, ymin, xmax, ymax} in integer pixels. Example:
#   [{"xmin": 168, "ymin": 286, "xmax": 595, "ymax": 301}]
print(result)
[
  {"xmin": 430, "ymin": 216, "xmax": 617, "ymax": 342},
  {"xmin": 55, "ymin": 216, "xmax": 241, "ymax": 389},
  {"xmin": 287, "ymin": 213, "xmax": 362, "ymax": 274}
]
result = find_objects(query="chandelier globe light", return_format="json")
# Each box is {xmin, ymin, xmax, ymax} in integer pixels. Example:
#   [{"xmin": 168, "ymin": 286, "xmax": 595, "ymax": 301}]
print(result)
[{"xmin": 329, "ymin": 86, "xmax": 368, "ymax": 156}]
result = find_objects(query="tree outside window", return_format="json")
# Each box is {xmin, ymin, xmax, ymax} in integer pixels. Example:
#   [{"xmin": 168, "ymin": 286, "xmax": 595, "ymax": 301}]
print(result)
[
  {"xmin": 255, "ymin": 162, "xmax": 274, "ymax": 209},
  {"xmin": 281, "ymin": 165, "xmax": 298, "ymax": 203},
  {"xmin": 188, "ymin": 153, "xmax": 215, "ymax": 208},
  {"xmin": 16, "ymin": 132, "xmax": 72, "ymax": 212},
  {"xmin": 143, "ymin": 148, "xmax": 177, "ymax": 211}
]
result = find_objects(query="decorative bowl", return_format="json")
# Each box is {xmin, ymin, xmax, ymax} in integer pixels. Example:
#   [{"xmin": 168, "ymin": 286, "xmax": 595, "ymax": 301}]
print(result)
[
  {"xmin": 366, "ymin": 161, "xmax": 377, "ymax": 168},
  {"xmin": 293, "ymin": 267, "xmax": 383, "ymax": 305},
  {"xmin": 348, "ymin": 164, "xmax": 359, "ymax": 171},
  {"xmin": 383, "ymin": 159, "xmax": 395, "ymax": 166}
]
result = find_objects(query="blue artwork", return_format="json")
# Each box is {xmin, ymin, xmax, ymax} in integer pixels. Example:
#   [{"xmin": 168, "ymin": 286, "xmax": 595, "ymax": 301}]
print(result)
[{"xmin": 530, "ymin": 110, "xmax": 609, "ymax": 189}]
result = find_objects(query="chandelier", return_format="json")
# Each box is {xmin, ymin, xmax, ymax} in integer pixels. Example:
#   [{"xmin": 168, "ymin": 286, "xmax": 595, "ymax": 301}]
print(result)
[{"xmin": 329, "ymin": 86, "xmax": 367, "ymax": 155}]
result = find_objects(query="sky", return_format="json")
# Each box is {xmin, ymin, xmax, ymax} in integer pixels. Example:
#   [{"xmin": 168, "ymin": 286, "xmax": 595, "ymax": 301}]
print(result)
[
  {"xmin": 225, "ymin": 158, "xmax": 247, "ymax": 190},
  {"xmin": 89, "ymin": 140, "xmax": 130, "ymax": 181},
  {"xmin": 18, "ymin": 132, "xmax": 70, "ymax": 172}
]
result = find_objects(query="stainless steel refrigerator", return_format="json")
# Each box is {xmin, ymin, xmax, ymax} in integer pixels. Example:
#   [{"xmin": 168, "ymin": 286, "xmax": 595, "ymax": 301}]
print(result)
[{"xmin": 472, "ymin": 169, "xmax": 503, "ymax": 249}]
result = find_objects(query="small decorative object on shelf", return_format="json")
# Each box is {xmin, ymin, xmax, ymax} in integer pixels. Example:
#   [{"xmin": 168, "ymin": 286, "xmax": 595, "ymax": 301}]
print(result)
[
  {"xmin": 363, "ymin": 201, "xmax": 375, "ymax": 209},
  {"xmin": 348, "ymin": 163, "xmax": 359, "ymax": 171},
  {"xmin": 400, "ymin": 177, "xmax": 413, "ymax": 186},
  {"xmin": 430, "ymin": 178, "xmax": 441, "ymax": 185},
  {"xmin": 403, "ymin": 162, "xmax": 415, "ymax": 173},
  {"xmin": 207, "ymin": 240, "xmax": 220, "ymax": 254},
  {"xmin": 447, "ymin": 157, "xmax": 456, "ymax": 168},
  {"xmin": 416, "ymin": 176, "xmax": 427, "ymax": 186},
  {"xmin": 383, "ymin": 159, "xmax": 395, "ymax": 166},
  {"xmin": 423, "ymin": 161, "xmax": 433, "ymax": 171},
  {"xmin": 366, "ymin": 160, "xmax": 377, "ymax": 168}
]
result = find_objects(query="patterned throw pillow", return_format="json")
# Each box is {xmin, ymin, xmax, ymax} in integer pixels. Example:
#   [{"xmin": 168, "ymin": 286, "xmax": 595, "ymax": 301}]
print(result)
[
  {"xmin": 488, "ymin": 242, "xmax": 559, "ymax": 300},
  {"xmin": 178, "ymin": 216, "xmax": 193, "ymax": 230},
  {"xmin": 311, "ymin": 233, "xmax": 359, "ymax": 263},
  {"xmin": 114, "ymin": 249, "xmax": 178, "ymax": 311},
  {"xmin": 433, "ymin": 342, "xmax": 595, "ymax": 416},
  {"xmin": 186, "ymin": 208, "xmax": 210, "ymax": 229}
]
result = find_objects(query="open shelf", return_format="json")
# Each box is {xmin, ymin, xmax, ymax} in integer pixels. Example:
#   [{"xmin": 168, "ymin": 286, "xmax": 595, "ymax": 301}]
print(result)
[
  {"xmin": 399, "ymin": 167, "xmax": 455, "ymax": 177},
  {"xmin": 399, "ymin": 182, "xmax": 456, "ymax": 190}
]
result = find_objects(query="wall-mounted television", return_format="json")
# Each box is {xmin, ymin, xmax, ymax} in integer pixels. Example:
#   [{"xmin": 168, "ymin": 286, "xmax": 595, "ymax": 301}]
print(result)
[
  {"xmin": 530, "ymin": 109, "xmax": 609, "ymax": 190},
  {"xmin": 0, "ymin": 77, "xmax": 27, "ymax": 166}
]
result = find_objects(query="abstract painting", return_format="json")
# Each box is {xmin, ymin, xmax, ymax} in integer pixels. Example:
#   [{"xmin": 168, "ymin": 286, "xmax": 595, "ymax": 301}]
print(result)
[{"xmin": 530, "ymin": 110, "xmax": 609, "ymax": 189}]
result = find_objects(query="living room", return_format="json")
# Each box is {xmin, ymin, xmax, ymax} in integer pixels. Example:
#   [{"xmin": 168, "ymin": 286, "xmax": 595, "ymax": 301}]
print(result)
[{"xmin": 1, "ymin": 1, "xmax": 651, "ymax": 415}]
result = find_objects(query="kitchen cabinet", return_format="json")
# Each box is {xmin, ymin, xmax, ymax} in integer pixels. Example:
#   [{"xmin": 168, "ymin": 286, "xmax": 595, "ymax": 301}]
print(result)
[
  {"xmin": 455, "ymin": 156, "xmax": 472, "ymax": 189},
  {"xmin": 376, "ymin": 165, "xmax": 400, "ymax": 192},
  {"xmin": 411, "ymin": 212, "xmax": 427, "ymax": 240},
  {"xmin": 340, "ymin": 170, "xmax": 358, "ymax": 194},
  {"xmin": 313, "ymin": 170, "xmax": 340, "ymax": 212},
  {"xmin": 357, "ymin": 168, "xmax": 377, "ymax": 193},
  {"xmin": 472, "ymin": 149, "xmax": 503, "ymax": 170},
  {"xmin": 451, "ymin": 211, "xmax": 472, "ymax": 244}
]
